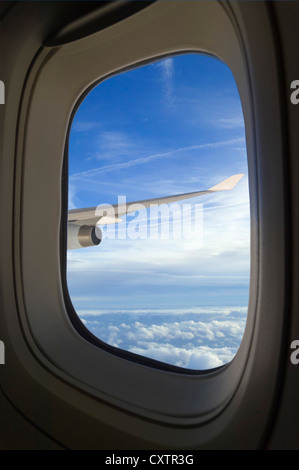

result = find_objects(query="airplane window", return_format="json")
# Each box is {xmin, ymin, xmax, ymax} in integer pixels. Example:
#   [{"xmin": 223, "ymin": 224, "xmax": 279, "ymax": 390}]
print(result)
[{"xmin": 67, "ymin": 53, "xmax": 250, "ymax": 371}]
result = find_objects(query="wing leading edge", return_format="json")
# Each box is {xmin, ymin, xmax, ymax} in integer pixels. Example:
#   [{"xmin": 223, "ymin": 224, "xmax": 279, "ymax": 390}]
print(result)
[{"xmin": 68, "ymin": 174, "xmax": 244, "ymax": 227}]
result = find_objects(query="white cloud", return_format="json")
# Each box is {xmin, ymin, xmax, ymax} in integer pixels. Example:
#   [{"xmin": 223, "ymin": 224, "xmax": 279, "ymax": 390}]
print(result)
[
  {"xmin": 79, "ymin": 307, "xmax": 247, "ymax": 370},
  {"xmin": 119, "ymin": 341, "xmax": 238, "ymax": 370},
  {"xmin": 159, "ymin": 57, "xmax": 174, "ymax": 80},
  {"xmin": 68, "ymin": 184, "xmax": 80, "ymax": 210},
  {"xmin": 77, "ymin": 306, "xmax": 247, "ymax": 317},
  {"xmin": 92, "ymin": 131, "xmax": 140, "ymax": 162},
  {"xmin": 70, "ymin": 137, "xmax": 245, "ymax": 180},
  {"xmin": 214, "ymin": 117, "xmax": 245, "ymax": 129},
  {"xmin": 67, "ymin": 175, "xmax": 250, "ymax": 287},
  {"xmin": 70, "ymin": 148, "xmax": 173, "ymax": 179},
  {"xmin": 72, "ymin": 121, "xmax": 101, "ymax": 132},
  {"xmin": 155, "ymin": 57, "xmax": 175, "ymax": 107},
  {"xmin": 188, "ymin": 349, "xmax": 231, "ymax": 370}
]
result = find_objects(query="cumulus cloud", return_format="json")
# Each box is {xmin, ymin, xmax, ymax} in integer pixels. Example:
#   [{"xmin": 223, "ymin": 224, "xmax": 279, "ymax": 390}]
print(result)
[{"xmin": 78, "ymin": 307, "xmax": 247, "ymax": 370}]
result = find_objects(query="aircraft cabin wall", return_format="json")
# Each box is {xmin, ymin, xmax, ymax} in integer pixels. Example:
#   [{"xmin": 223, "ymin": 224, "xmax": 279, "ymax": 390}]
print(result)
[
  {"xmin": 264, "ymin": 1, "xmax": 299, "ymax": 450},
  {"xmin": 0, "ymin": 0, "xmax": 298, "ymax": 450}
]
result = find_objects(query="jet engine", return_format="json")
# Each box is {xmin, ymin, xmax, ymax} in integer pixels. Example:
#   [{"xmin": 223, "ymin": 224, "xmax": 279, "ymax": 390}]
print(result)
[{"xmin": 68, "ymin": 223, "xmax": 102, "ymax": 250}]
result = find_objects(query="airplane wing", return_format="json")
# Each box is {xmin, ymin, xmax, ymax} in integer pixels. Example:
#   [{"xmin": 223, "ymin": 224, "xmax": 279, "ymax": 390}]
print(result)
[{"xmin": 68, "ymin": 174, "xmax": 244, "ymax": 226}]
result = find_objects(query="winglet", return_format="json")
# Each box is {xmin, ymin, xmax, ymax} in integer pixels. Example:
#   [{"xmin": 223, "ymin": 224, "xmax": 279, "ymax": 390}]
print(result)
[
  {"xmin": 209, "ymin": 173, "xmax": 244, "ymax": 192},
  {"xmin": 96, "ymin": 216, "xmax": 123, "ymax": 225}
]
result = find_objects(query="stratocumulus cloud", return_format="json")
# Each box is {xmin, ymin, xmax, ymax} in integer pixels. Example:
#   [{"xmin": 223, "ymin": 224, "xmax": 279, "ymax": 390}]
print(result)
[{"xmin": 78, "ymin": 307, "xmax": 247, "ymax": 370}]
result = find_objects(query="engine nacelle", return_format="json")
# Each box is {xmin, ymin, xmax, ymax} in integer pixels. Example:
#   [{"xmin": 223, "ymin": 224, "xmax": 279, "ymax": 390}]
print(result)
[{"xmin": 68, "ymin": 224, "xmax": 102, "ymax": 250}]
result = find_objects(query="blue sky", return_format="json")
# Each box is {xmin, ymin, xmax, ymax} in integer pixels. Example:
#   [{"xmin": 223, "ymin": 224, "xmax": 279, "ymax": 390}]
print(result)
[{"xmin": 67, "ymin": 53, "xmax": 250, "ymax": 370}]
